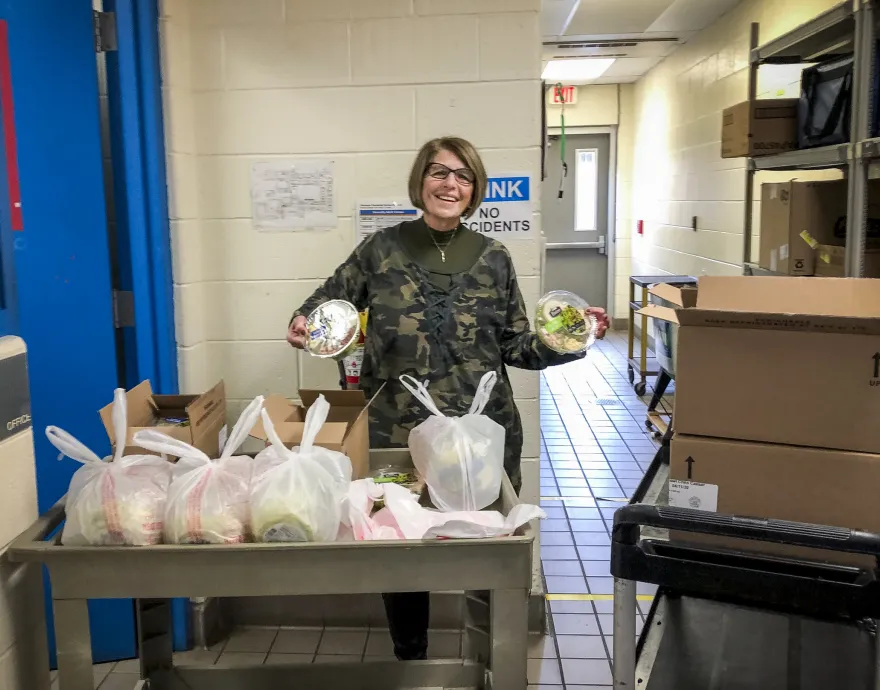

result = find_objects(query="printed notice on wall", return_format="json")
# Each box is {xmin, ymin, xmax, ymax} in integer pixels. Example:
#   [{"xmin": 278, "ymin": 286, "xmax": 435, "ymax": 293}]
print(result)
[
  {"xmin": 669, "ymin": 480, "xmax": 718, "ymax": 512},
  {"xmin": 251, "ymin": 159, "xmax": 336, "ymax": 231},
  {"xmin": 462, "ymin": 172, "xmax": 533, "ymax": 241},
  {"xmin": 356, "ymin": 200, "xmax": 419, "ymax": 245}
]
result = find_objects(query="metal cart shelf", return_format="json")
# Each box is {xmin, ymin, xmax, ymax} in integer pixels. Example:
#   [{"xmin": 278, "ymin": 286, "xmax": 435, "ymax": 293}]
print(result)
[
  {"xmin": 610, "ymin": 449, "xmax": 880, "ymax": 689},
  {"xmin": 743, "ymin": 0, "xmax": 875, "ymax": 278},
  {"xmin": 10, "ymin": 452, "xmax": 535, "ymax": 690},
  {"xmin": 626, "ymin": 275, "xmax": 695, "ymax": 397}
]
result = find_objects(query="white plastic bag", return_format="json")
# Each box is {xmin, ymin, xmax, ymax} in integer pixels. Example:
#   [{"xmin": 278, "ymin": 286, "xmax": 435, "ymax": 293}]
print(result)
[
  {"xmin": 399, "ymin": 372, "xmax": 505, "ymax": 512},
  {"xmin": 250, "ymin": 395, "xmax": 352, "ymax": 542},
  {"xmin": 366, "ymin": 483, "xmax": 545, "ymax": 540},
  {"xmin": 48, "ymin": 389, "xmax": 172, "ymax": 546},
  {"xmin": 338, "ymin": 479, "xmax": 400, "ymax": 541},
  {"xmin": 133, "ymin": 396, "xmax": 264, "ymax": 545}
]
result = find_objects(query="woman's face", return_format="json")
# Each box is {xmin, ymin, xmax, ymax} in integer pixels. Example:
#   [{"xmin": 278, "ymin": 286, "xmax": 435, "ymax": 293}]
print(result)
[{"xmin": 421, "ymin": 148, "xmax": 474, "ymax": 226}]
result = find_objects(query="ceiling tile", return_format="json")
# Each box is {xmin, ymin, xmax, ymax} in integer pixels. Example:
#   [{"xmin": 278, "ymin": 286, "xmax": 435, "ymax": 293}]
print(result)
[
  {"xmin": 647, "ymin": 0, "xmax": 742, "ymax": 33},
  {"xmin": 542, "ymin": 0, "xmax": 579, "ymax": 38},
  {"xmin": 565, "ymin": 0, "xmax": 676, "ymax": 36}
]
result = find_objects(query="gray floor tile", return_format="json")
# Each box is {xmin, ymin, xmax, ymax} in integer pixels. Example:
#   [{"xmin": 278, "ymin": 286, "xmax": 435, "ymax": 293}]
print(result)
[
  {"xmin": 574, "ymin": 532, "xmax": 611, "ymax": 546},
  {"xmin": 215, "ymin": 652, "xmax": 268, "ymax": 667},
  {"xmin": 587, "ymin": 577, "xmax": 615, "ymax": 595},
  {"xmin": 314, "ymin": 654, "xmax": 362, "ymax": 663},
  {"xmin": 265, "ymin": 653, "xmax": 314, "ymax": 665},
  {"xmin": 541, "ymin": 545, "xmax": 579, "ymax": 560},
  {"xmin": 93, "ymin": 663, "xmax": 115, "ymax": 687},
  {"xmin": 549, "ymin": 600, "xmax": 593, "ymax": 614},
  {"xmin": 577, "ymin": 545, "xmax": 611, "ymax": 560},
  {"xmin": 528, "ymin": 634, "xmax": 558, "ymax": 659},
  {"xmin": 569, "ymin": 519, "xmax": 607, "ymax": 532},
  {"xmin": 364, "ymin": 630, "xmax": 394, "ymax": 656},
  {"xmin": 272, "ymin": 628, "xmax": 322, "ymax": 654},
  {"xmin": 318, "ymin": 630, "xmax": 367, "ymax": 656},
  {"xmin": 541, "ymin": 531, "xmax": 574, "ymax": 547},
  {"xmin": 98, "ymin": 675, "xmax": 140, "ymax": 690},
  {"xmin": 553, "ymin": 613, "xmax": 601, "ymax": 635},
  {"xmin": 173, "ymin": 648, "xmax": 222, "ymax": 666},
  {"xmin": 597, "ymin": 614, "xmax": 615, "ymax": 635},
  {"xmin": 543, "ymin": 559, "xmax": 584, "ymax": 576},
  {"xmin": 541, "ymin": 518, "xmax": 571, "ymax": 532},
  {"xmin": 545, "ymin": 575, "xmax": 589, "ymax": 594},
  {"xmin": 527, "ymin": 657, "xmax": 563, "ymax": 685},
  {"xmin": 561, "ymin": 658, "xmax": 614, "ymax": 685},
  {"xmin": 556, "ymin": 634, "xmax": 609, "ymax": 659},
  {"xmin": 225, "ymin": 627, "xmax": 278, "ymax": 653}
]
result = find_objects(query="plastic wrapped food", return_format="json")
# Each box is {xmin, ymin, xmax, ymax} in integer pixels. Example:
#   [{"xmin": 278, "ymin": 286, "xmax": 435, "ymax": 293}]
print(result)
[
  {"xmin": 399, "ymin": 372, "xmax": 505, "ymax": 512},
  {"xmin": 305, "ymin": 300, "xmax": 360, "ymax": 359},
  {"xmin": 535, "ymin": 290, "xmax": 598, "ymax": 354},
  {"xmin": 48, "ymin": 389, "xmax": 172, "ymax": 547},
  {"xmin": 250, "ymin": 396, "xmax": 352, "ymax": 543},
  {"xmin": 133, "ymin": 396, "xmax": 265, "ymax": 545}
]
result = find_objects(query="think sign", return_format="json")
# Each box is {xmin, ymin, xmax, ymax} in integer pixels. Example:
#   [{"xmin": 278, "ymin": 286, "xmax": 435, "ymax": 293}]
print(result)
[{"xmin": 463, "ymin": 173, "xmax": 533, "ymax": 241}]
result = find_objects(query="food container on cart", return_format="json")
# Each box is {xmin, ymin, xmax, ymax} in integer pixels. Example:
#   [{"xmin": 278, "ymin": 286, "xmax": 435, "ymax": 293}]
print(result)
[
  {"xmin": 535, "ymin": 290, "xmax": 598, "ymax": 354},
  {"xmin": 305, "ymin": 300, "xmax": 360, "ymax": 360},
  {"xmin": 649, "ymin": 291, "xmax": 678, "ymax": 376}
]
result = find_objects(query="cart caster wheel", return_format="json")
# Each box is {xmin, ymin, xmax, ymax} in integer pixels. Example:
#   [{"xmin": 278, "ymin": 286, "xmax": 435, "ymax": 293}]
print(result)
[
  {"xmin": 634, "ymin": 381, "xmax": 647, "ymax": 396},
  {"xmin": 653, "ymin": 431, "xmax": 662, "ymax": 439},
  {"xmin": 627, "ymin": 367, "xmax": 634, "ymax": 384},
  {"xmin": 644, "ymin": 419, "xmax": 653, "ymax": 430}
]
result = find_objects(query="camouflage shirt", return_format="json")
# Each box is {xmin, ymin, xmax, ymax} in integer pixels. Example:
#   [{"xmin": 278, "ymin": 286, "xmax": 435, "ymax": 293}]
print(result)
[{"xmin": 294, "ymin": 222, "xmax": 583, "ymax": 490}]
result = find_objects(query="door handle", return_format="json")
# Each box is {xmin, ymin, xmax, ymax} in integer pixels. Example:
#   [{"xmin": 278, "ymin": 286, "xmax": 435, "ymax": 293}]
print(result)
[{"xmin": 546, "ymin": 235, "xmax": 607, "ymax": 253}]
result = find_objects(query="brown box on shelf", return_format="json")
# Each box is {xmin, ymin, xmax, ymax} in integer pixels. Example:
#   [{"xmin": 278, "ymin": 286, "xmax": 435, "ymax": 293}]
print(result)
[
  {"xmin": 653, "ymin": 276, "xmax": 880, "ymax": 454},
  {"xmin": 758, "ymin": 179, "xmax": 849, "ymax": 275},
  {"xmin": 669, "ymin": 434, "xmax": 880, "ymax": 566},
  {"xmin": 721, "ymin": 99, "xmax": 798, "ymax": 159},
  {"xmin": 99, "ymin": 380, "xmax": 227, "ymax": 458},
  {"xmin": 250, "ymin": 388, "xmax": 382, "ymax": 480},
  {"xmin": 814, "ymin": 244, "xmax": 880, "ymax": 277}
]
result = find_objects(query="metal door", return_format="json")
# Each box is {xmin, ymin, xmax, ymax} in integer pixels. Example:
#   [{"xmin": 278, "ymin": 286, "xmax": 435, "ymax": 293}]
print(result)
[
  {"xmin": 2, "ymin": 0, "xmax": 136, "ymax": 663},
  {"xmin": 542, "ymin": 133, "xmax": 611, "ymax": 309}
]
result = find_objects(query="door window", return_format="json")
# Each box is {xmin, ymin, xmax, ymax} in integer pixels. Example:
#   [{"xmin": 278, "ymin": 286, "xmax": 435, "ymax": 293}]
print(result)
[{"xmin": 575, "ymin": 148, "xmax": 598, "ymax": 232}]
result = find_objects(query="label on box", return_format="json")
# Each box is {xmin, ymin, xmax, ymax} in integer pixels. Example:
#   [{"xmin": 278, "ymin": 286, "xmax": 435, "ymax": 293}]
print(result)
[
  {"xmin": 780, "ymin": 244, "xmax": 789, "ymax": 260},
  {"xmin": 669, "ymin": 480, "xmax": 718, "ymax": 512},
  {"xmin": 799, "ymin": 230, "xmax": 819, "ymax": 249},
  {"xmin": 770, "ymin": 248, "xmax": 778, "ymax": 272},
  {"xmin": 819, "ymin": 250, "xmax": 831, "ymax": 264}
]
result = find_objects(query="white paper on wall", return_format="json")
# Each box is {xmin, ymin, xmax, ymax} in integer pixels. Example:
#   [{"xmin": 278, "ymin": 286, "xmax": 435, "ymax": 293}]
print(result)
[
  {"xmin": 356, "ymin": 200, "xmax": 419, "ymax": 246},
  {"xmin": 251, "ymin": 159, "xmax": 336, "ymax": 231}
]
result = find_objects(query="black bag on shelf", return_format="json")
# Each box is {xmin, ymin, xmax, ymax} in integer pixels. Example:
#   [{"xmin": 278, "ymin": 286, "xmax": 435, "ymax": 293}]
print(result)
[{"xmin": 798, "ymin": 54, "xmax": 853, "ymax": 149}]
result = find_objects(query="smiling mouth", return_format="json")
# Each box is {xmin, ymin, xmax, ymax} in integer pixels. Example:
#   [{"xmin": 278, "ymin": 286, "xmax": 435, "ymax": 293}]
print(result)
[{"xmin": 436, "ymin": 195, "xmax": 458, "ymax": 203}]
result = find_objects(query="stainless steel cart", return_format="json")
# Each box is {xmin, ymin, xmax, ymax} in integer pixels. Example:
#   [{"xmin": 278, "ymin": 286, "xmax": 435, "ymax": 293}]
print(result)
[
  {"xmin": 10, "ymin": 450, "xmax": 534, "ymax": 690},
  {"xmin": 611, "ymin": 448, "xmax": 880, "ymax": 690}
]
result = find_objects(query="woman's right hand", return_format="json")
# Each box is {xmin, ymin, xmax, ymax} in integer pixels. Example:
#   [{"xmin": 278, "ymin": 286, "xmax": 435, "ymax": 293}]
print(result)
[{"xmin": 287, "ymin": 315, "xmax": 308, "ymax": 349}]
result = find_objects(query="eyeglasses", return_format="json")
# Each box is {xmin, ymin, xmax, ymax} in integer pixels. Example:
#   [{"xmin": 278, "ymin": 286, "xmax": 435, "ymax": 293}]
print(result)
[{"xmin": 425, "ymin": 163, "xmax": 475, "ymax": 186}]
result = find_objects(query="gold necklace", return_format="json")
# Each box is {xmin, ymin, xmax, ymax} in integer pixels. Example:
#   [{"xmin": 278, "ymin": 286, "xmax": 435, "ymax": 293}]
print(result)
[{"xmin": 429, "ymin": 227, "xmax": 459, "ymax": 263}]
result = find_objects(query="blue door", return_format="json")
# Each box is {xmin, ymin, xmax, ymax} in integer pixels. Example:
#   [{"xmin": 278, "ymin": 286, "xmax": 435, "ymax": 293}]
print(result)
[{"xmin": 1, "ymin": 0, "xmax": 137, "ymax": 663}]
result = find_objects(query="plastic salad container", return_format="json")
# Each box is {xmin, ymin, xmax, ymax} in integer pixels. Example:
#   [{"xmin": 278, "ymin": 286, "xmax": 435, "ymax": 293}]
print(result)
[
  {"xmin": 305, "ymin": 300, "xmax": 361, "ymax": 359},
  {"xmin": 535, "ymin": 290, "xmax": 598, "ymax": 355}
]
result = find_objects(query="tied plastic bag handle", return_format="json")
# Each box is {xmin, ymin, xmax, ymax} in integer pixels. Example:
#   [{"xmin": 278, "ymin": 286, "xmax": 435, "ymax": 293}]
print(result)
[
  {"xmin": 468, "ymin": 372, "xmax": 497, "ymax": 416},
  {"xmin": 260, "ymin": 408, "xmax": 291, "ymax": 459},
  {"xmin": 300, "ymin": 394, "xmax": 330, "ymax": 453},
  {"xmin": 45, "ymin": 426, "xmax": 104, "ymax": 466},
  {"xmin": 110, "ymin": 388, "xmax": 128, "ymax": 462},
  {"xmin": 220, "ymin": 395, "xmax": 264, "ymax": 460},
  {"xmin": 133, "ymin": 430, "xmax": 211, "ymax": 465},
  {"xmin": 398, "ymin": 375, "xmax": 444, "ymax": 417}
]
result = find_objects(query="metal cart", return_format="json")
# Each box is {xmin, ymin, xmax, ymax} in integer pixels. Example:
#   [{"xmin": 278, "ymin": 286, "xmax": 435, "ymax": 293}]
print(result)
[
  {"xmin": 11, "ymin": 450, "xmax": 534, "ymax": 690},
  {"xmin": 626, "ymin": 275, "xmax": 695, "ymax": 396},
  {"xmin": 610, "ymin": 449, "xmax": 880, "ymax": 689}
]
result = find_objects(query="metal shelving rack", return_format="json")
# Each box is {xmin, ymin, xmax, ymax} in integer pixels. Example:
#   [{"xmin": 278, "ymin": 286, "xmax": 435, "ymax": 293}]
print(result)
[{"xmin": 742, "ymin": 0, "xmax": 876, "ymax": 278}]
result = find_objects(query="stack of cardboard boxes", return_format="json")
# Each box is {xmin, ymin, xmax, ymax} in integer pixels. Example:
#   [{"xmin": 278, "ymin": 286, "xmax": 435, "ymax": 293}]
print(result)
[{"xmin": 641, "ymin": 276, "xmax": 880, "ymax": 564}]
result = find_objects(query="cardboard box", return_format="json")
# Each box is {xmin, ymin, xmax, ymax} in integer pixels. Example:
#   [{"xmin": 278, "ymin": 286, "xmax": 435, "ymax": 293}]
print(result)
[
  {"xmin": 814, "ymin": 243, "xmax": 880, "ymax": 278},
  {"xmin": 650, "ymin": 276, "xmax": 880, "ymax": 454},
  {"xmin": 249, "ymin": 389, "xmax": 378, "ymax": 480},
  {"xmin": 721, "ymin": 99, "xmax": 798, "ymax": 159},
  {"xmin": 643, "ymin": 283, "xmax": 698, "ymax": 377},
  {"xmin": 99, "ymin": 380, "xmax": 227, "ymax": 458},
  {"xmin": 670, "ymin": 434, "xmax": 880, "ymax": 566}
]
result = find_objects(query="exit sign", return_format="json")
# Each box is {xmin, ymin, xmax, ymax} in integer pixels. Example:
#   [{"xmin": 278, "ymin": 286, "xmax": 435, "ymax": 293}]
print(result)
[{"xmin": 548, "ymin": 85, "xmax": 577, "ymax": 105}]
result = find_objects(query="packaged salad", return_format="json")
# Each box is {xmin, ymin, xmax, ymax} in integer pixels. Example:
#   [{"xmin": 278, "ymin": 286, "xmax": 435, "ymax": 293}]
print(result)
[
  {"xmin": 305, "ymin": 300, "xmax": 360, "ymax": 360},
  {"xmin": 535, "ymin": 291, "xmax": 598, "ymax": 355}
]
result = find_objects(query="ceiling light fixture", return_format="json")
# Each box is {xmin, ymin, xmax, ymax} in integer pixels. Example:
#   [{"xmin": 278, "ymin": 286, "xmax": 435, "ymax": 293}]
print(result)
[{"xmin": 541, "ymin": 58, "xmax": 615, "ymax": 81}]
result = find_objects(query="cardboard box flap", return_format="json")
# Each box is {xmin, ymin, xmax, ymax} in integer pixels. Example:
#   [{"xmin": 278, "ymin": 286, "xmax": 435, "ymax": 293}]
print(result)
[
  {"xmin": 697, "ymin": 276, "xmax": 880, "ymax": 317},
  {"xmin": 182, "ymin": 380, "xmax": 226, "ymax": 430},
  {"xmin": 100, "ymin": 380, "xmax": 155, "ymax": 443},
  {"xmin": 647, "ymin": 283, "xmax": 698, "ymax": 308},
  {"xmin": 300, "ymin": 389, "xmax": 367, "ymax": 408},
  {"xmin": 676, "ymin": 307, "xmax": 880, "ymax": 335},
  {"xmin": 635, "ymin": 303, "xmax": 679, "ymax": 325}
]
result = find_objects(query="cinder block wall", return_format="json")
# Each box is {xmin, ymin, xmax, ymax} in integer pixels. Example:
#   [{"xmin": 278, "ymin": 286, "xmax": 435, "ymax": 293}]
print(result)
[{"xmin": 160, "ymin": 0, "xmax": 545, "ymax": 501}]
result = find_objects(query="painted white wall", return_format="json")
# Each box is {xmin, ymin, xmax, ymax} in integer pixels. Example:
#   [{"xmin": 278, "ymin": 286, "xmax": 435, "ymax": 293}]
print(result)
[
  {"xmin": 160, "ymin": 0, "xmax": 544, "ymax": 499},
  {"xmin": 545, "ymin": 84, "xmax": 635, "ymax": 320},
  {"xmin": 628, "ymin": 0, "xmax": 843, "ymax": 278}
]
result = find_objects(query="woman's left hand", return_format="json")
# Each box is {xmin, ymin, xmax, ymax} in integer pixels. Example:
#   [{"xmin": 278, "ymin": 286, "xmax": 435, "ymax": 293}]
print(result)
[{"xmin": 586, "ymin": 307, "xmax": 610, "ymax": 340}]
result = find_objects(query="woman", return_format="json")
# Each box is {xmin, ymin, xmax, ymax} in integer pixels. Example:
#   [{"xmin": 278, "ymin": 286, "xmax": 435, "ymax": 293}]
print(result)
[{"xmin": 288, "ymin": 136, "xmax": 609, "ymax": 660}]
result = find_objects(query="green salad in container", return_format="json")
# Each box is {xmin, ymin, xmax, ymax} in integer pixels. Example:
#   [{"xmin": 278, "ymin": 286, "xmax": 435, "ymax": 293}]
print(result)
[{"xmin": 535, "ymin": 290, "xmax": 598, "ymax": 355}]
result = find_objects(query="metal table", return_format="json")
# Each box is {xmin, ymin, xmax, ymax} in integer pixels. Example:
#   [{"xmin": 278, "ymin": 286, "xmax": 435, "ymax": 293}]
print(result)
[
  {"xmin": 10, "ymin": 451, "xmax": 534, "ymax": 690},
  {"xmin": 611, "ymin": 448, "xmax": 880, "ymax": 690}
]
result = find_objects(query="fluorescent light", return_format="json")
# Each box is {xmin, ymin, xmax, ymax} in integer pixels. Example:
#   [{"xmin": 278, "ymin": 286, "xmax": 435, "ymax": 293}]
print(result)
[{"xmin": 542, "ymin": 58, "xmax": 615, "ymax": 82}]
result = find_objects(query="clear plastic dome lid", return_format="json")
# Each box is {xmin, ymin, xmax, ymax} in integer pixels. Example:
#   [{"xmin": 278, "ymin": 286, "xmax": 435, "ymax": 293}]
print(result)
[
  {"xmin": 535, "ymin": 290, "xmax": 598, "ymax": 355},
  {"xmin": 305, "ymin": 300, "xmax": 360, "ymax": 359}
]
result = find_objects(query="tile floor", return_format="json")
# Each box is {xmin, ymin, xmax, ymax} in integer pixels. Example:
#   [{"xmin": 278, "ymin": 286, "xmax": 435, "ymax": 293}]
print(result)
[{"xmin": 72, "ymin": 331, "xmax": 666, "ymax": 690}]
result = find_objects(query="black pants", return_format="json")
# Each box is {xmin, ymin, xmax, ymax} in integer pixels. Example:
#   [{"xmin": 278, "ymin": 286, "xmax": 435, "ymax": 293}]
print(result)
[{"xmin": 383, "ymin": 592, "xmax": 430, "ymax": 660}]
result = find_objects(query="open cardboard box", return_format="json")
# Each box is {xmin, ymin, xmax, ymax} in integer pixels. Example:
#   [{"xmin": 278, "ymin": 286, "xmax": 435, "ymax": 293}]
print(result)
[
  {"xmin": 250, "ymin": 387, "xmax": 383, "ymax": 480},
  {"xmin": 636, "ymin": 283, "xmax": 698, "ymax": 376},
  {"xmin": 669, "ymin": 434, "xmax": 880, "ymax": 567},
  {"xmin": 99, "ymin": 380, "xmax": 227, "ymax": 458},
  {"xmin": 641, "ymin": 276, "xmax": 880, "ymax": 454}
]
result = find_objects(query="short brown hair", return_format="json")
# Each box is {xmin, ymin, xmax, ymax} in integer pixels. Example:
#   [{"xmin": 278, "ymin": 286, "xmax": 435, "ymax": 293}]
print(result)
[{"xmin": 407, "ymin": 137, "xmax": 488, "ymax": 219}]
